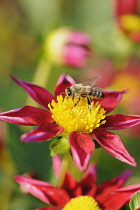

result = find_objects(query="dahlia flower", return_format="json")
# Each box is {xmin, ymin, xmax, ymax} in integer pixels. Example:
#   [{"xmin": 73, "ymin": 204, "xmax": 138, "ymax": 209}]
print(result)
[
  {"xmin": 15, "ymin": 156, "xmax": 140, "ymax": 210},
  {"xmin": 0, "ymin": 74, "xmax": 140, "ymax": 170}
]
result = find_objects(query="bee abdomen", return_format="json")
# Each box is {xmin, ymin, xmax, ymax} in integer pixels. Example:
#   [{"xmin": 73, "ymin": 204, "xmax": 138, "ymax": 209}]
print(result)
[
  {"xmin": 90, "ymin": 89, "xmax": 104, "ymax": 98},
  {"xmin": 99, "ymin": 91, "xmax": 104, "ymax": 98}
]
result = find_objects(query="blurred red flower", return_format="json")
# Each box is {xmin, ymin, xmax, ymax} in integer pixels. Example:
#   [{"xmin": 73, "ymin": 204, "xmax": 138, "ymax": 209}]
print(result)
[
  {"xmin": 113, "ymin": 0, "xmax": 140, "ymax": 42},
  {"xmin": 15, "ymin": 156, "xmax": 140, "ymax": 210}
]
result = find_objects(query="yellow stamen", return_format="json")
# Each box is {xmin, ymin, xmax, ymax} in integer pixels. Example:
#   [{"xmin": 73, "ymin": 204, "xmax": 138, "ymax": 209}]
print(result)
[
  {"xmin": 48, "ymin": 95, "xmax": 106, "ymax": 134},
  {"xmin": 62, "ymin": 195, "xmax": 102, "ymax": 210},
  {"xmin": 120, "ymin": 15, "xmax": 140, "ymax": 32}
]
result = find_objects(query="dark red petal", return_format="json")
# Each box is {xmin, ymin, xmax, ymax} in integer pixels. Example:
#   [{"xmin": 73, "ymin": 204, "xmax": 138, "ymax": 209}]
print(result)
[
  {"xmin": 96, "ymin": 169, "xmax": 132, "ymax": 200},
  {"xmin": 69, "ymin": 132, "xmax": 95, "ymax": 171},
  {"xmin": 80, "ymin": 164, "xmax": 97, "ymax": 196},
  {"xmin": 0, "ymin": 106, "xmax": 52, "ymax": 126},
  {"xmin": 63, "ymin": 172, "xmax": 78, "ymax": 190},
  {"xmin": 101, "ymin": 184, "xmax": 140, "ymax": 210},
  {"xmin": 62, "ymin": 172, "xmax": 82, "ymax": 197},
  {"xmin": 15, "ymin": 175, "xmax": 70, "ymax": 208},
  {"xmin": 21, "ymin": 124, "xmax": 63, "ymax": 142},
  {"xmin": 54, "ymin": 74, "xmax": 75, "ymax": 97},
  {"xmin": 100, "ymin": 114, "xmax": 140, "ymax": 130},
  {"xmin": 92, "ymin": 130, "xmax": 136, "ymax": 166},
  {"xmin": 11, "ymin": 76, "xmax": 55, "ymax": 109},
  {"xmin": 98, "ymin": 89, "xmax": 128, "ymax": 114}
]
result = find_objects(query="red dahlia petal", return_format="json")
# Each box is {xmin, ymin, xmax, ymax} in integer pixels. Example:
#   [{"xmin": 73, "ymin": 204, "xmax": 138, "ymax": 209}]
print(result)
[
  {"xmin": 102, "ymin": 184, "xmax": 140, "ymax": 210},
  {"xmin": 54, "ymin": 74, "xmax": 75, "ymax": 97},
  {"xmin": 0, "ymin": 106, "xmax": 52, "ymax": 126},
  {"xmin": 80, "ymin": 164, "xmax": 97, "ymax": 196},
  {"xmin": 62, "ymin": 172, "xmax": 82, "ymax": 197},
  {"xmin": 11, "ymin": 76, "xmax": 55, "ymax": 109},
  {"xmin": 21, "ymin": 124, "xmax": 63, "ymax": 142},
  {"xmin": 69, "ymin": 132, "xmax": 95, "ymax": 171},
  {"xmin": 96, "ymin": 169, "xmax": 132, "ymax": 200},
  {"xmin": 15, "ymin": 175, "xmax": 70, "ymax": 208},
  {"xmin": 92, "ymin": 130, "xmax": 136, "ymax": 166},
  {"xmin": 100, "ymin": 114, "xmax": 140, "ymax": 130},
  {"xmin": 99, "ymin": 89, "xmax": 128, "ymax": 114}
]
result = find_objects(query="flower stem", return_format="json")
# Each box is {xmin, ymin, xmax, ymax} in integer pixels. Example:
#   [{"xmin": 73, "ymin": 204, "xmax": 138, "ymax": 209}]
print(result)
[
  {"xmin": 57, "ymin": 152, "xmax": 70, "ymax": 187},
  {"xmin": 26, "ymin": 56, "xmax": 52, "ymax": 106}
]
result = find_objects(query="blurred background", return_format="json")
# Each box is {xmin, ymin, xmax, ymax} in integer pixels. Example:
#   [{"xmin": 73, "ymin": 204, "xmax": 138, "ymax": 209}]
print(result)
[{"xmin": 0, "ymin": 0, "xmax": 140, "ymax": 209}]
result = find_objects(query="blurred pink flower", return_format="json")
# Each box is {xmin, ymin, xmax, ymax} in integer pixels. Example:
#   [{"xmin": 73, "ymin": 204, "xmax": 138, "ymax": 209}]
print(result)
[
  {"xmin": 113, "ymin": 0, "xmax": 140, "ymax": 42},
  {"xmin": 0, "ymin": 74, "xmax": 140, "ymax": 170},
  {"xmin": 45, "ymin": 28, "xmax": 91, "ymax": 68},
  {"xmin": 15, "ymin": 156, "xmax": 140, "ymax": 210}
]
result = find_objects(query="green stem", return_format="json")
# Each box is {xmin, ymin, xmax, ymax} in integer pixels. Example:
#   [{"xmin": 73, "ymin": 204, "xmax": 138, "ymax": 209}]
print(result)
[
  {"xmin": 57, "ymin": 152, "xmax": 70, "ymax": 187},
  {"xmin": 26, "ymin": 56, "xmax": 52, "ymax": 106}
]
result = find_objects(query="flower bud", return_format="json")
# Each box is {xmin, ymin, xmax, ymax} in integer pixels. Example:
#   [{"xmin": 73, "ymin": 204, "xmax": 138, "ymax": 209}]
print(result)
[{"xmin": 49, "ymin": 136, "xmax": 70, "ymax": 156}]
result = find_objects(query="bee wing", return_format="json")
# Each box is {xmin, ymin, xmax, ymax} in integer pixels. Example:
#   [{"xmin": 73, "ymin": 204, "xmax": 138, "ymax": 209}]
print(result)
[
  {"xmin": 78, "ymin": 86, "xmax": 103, "ymax": 93},
  {"xmin": 81, "ymin": 76, "xmax": 100, "ymax": 86},
  {"xmin": 94, "ymin": 87, "xmax": 103, "ymax": 92}
]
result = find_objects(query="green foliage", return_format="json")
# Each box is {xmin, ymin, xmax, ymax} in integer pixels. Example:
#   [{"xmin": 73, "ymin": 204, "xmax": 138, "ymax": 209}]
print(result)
[{"xmin": 7, "ymin": 124, "xmax": 52, "ymax": 181}]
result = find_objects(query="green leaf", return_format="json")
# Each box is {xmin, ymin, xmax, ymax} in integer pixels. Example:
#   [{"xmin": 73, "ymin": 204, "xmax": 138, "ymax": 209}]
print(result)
[
  {"xmin": 129, "ymin": 192, "xmax": 140, "ymax": 210},
  {"xmin": 7, "ymin": 124, "xmax": 52, "ymax": 181}
]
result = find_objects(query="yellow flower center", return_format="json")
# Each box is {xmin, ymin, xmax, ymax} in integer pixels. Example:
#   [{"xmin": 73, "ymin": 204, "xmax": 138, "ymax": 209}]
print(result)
[
  {"xmin": 62, "ymin": 195, "xmax": 102, "ymax": 210},
  {"xmin": 120, "ymin": 15, "xmax": 140, "ymax": 32},
  {"xmin": 48, "ymin": 95, "xmax": 106, "ymax": 134}
]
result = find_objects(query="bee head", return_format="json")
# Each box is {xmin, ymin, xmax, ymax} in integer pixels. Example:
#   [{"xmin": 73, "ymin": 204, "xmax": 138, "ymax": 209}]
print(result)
[{"xmin": 65, "ymin": 87, "xmax": 72, "ymax": 96}]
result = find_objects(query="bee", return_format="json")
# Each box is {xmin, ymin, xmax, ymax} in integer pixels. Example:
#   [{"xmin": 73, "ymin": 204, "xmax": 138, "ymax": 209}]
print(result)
[{"xmin": 65, "ymin": 76, "xmax": 104, "ymax": 111}]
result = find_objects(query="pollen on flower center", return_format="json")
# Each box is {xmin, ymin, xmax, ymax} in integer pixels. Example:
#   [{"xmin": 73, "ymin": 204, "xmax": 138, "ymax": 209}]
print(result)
[
  {"xmin": 48, "ymin": 95, "xmax": 106, "ymax": 134},
  {"xmin": 62, "ymin": 195, "xmax": 102, "ymax": 210}
]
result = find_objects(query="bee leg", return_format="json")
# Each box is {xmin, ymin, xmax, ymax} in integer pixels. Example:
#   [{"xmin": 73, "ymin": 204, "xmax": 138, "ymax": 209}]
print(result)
[
  {"xmin": 66, "ymin": 94, "xmax": 71, "ymax": 101},
  {"xmin": 87, "ymin": 97, "xmax": 92, "ymax": 111},
  {"xmin": 74, "ymin": 97, "xmax": 81, "ymax": 107},
  {"xmin": 72, "ymin": 94, "xmax": 75, "ymax": 100}
]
